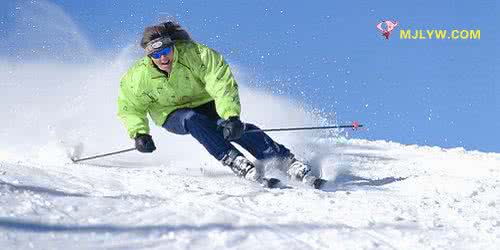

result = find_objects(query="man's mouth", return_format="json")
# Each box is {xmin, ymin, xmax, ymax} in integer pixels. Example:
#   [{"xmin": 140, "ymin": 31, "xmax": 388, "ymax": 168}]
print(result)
[{"xmin": 161, "ymin": 60, "xmax": 171, "ymax": 66}]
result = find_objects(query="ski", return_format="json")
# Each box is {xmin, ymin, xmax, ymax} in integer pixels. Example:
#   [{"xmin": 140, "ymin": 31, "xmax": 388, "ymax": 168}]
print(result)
[
  {"xmin": 261, "ymin": 177, "xmax": 290, "ymax": 189},
  {"xmin": 262, "ymin": 177, "xmax": 280, "ymax": 188},
  {"xmin": 312, "ymin": 178, "xmax": 328, "ymax": 189},
  {"xmin": 262, "ymin": 176, "xmax": 327, "ymax": 190},
  {"xmin": 302, "ymin": 175, "xmax": 328, "ymax": 189}
]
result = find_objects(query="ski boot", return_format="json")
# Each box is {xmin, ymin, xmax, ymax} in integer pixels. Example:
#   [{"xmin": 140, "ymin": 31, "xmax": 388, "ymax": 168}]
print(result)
[
  {"xmin": 286, "ymin": 156, "xmax": 326, "ymax": 189},
  {"xmin": 221, "ymin": 149, "xmax": 279, "ymax": 187}
]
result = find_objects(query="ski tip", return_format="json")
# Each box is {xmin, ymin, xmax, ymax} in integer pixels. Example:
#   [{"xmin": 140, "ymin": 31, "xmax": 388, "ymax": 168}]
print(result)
[
  {"xmin": 262, "ymin": 177, "xmax": 281, "ymax": 188},
  {"xmin": 261, "ymin": 177, "xmax": 292, "ymax": 189},
  {"xmin": 313, "ymin": 178, "xmax": 328, "ymax": 189}
]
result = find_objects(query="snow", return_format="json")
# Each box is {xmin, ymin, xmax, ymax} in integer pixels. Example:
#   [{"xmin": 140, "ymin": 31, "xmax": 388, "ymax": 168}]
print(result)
[{"xmin": 1, "ymin": 126, "xmax": 499, "ymax": 249}]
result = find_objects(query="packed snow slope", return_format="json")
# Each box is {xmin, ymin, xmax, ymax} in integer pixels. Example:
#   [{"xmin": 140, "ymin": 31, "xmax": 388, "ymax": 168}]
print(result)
[
  {"xmin": 1, "ymin": 139, "xmax": 499, "ymax": 250},
  {"xmin": 1, "ymin": 59, "xmax": 500, "ymax": 249}
]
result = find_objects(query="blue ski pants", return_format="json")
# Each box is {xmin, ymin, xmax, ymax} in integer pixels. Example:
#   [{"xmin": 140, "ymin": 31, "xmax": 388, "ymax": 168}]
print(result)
[{"xmin": 162, "ymin": 101, "xmax": 291, "ymax": 161}]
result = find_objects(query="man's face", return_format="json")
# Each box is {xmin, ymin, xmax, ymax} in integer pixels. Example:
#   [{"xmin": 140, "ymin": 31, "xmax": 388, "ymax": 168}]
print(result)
[{"xmin": 150, "ymin": 47, "xmax": 174, "ymax": 74}]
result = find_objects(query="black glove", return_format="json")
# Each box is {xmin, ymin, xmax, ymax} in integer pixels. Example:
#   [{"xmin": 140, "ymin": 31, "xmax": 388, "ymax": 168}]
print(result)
[
  {"xmin": 134, "ymin": 134, "xmax": 156, "ymax": 153},
  {"xmin": 218, "ymin": 117, "xmax": 245, "ymax": 141}
]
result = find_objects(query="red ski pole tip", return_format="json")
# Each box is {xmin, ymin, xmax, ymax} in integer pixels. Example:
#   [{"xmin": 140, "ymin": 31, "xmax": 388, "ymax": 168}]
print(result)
[{"xmin": 352, "ymin": 121, "xmax": 360, "ymax": 129}]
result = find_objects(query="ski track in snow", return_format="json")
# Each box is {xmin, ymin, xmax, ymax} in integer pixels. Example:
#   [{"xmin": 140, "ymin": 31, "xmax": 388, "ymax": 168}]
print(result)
[{"xmin": 1, "ymin": 139, "xmax": 499, "ymax": 249}]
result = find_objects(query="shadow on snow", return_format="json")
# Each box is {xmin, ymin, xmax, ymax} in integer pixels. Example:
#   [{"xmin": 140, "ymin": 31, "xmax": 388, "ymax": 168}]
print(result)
[
  {"xmin": 0, "ymin": 180, "xmax": 89, "ymax": 198},
  {"xmin": 0, "ymin": 217, "xmax": 340, "ymax": 233},
  {"xmin": 0, "ymin": 217, "xmax": 417, "ymax": 234}
]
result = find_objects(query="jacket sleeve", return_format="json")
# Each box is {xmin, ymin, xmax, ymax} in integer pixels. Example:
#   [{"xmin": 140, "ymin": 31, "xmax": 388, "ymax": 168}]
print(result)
[
  {"xmin": 199, "ymin": 46, "xmax": 241, "ymax": 119},
  {"xmin": 117, "ymin": 73, "xmax": 150, "ymax": 139}
]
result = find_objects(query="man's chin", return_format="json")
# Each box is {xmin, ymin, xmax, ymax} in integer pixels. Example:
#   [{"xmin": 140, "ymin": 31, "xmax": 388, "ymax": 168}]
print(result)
[{"xmin": 159, "ymin": 65, "xmax": 171, "ymax": 72}]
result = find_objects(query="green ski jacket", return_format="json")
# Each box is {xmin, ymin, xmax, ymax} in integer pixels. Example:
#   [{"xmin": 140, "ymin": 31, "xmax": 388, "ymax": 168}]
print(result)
[{"xmin": 118, "ymin": 41, "xmax": 241, "ymax": 138}]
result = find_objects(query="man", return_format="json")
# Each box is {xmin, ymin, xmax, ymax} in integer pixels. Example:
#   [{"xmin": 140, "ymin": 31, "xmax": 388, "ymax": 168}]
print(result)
[{"xmin": 118, "ymin": 22, "xmax": 321, "ymax": 188}]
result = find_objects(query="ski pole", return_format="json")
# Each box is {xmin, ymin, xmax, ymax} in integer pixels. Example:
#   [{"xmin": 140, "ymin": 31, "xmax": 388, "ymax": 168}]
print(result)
[
  {"xmin": 245, "ymin": 122, "xmax": 363, "ymax": 133},
  {"xmin": 71, "ymin": 147, "xmax": 136, "ymax": 163},
  {"xmin": 71, "ymin": 123, "xmax": 363, "ymax": 162}
]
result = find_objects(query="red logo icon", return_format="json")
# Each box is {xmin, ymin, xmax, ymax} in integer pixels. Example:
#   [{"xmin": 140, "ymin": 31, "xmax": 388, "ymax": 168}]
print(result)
[{"xmin": 376, "ymin": 20, "xmax": 398, "ymax": 39}]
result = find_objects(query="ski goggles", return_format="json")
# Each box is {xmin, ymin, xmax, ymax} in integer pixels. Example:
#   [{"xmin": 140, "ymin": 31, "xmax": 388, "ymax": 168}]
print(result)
[{"xmin": 149, "ymin": 46, "xmax": 173, "ymax": 59}]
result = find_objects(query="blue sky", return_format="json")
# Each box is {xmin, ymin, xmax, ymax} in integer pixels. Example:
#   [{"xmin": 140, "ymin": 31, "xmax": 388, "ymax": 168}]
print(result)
[{"xmin": 1, "ymin": 0, "xmax": 498, "ymax": 152}]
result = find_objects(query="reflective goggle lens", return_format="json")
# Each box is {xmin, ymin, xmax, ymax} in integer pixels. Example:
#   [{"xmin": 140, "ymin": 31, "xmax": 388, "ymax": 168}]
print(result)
[{"xmin": 150, "ymin": 46, "xmax": 172, "ymax": 59}]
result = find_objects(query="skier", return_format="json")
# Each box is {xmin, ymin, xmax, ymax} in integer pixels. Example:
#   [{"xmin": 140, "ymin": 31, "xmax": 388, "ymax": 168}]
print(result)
[{"xmin": 117, "ymin": 21, "xmax": 321, "ymax": 188}]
